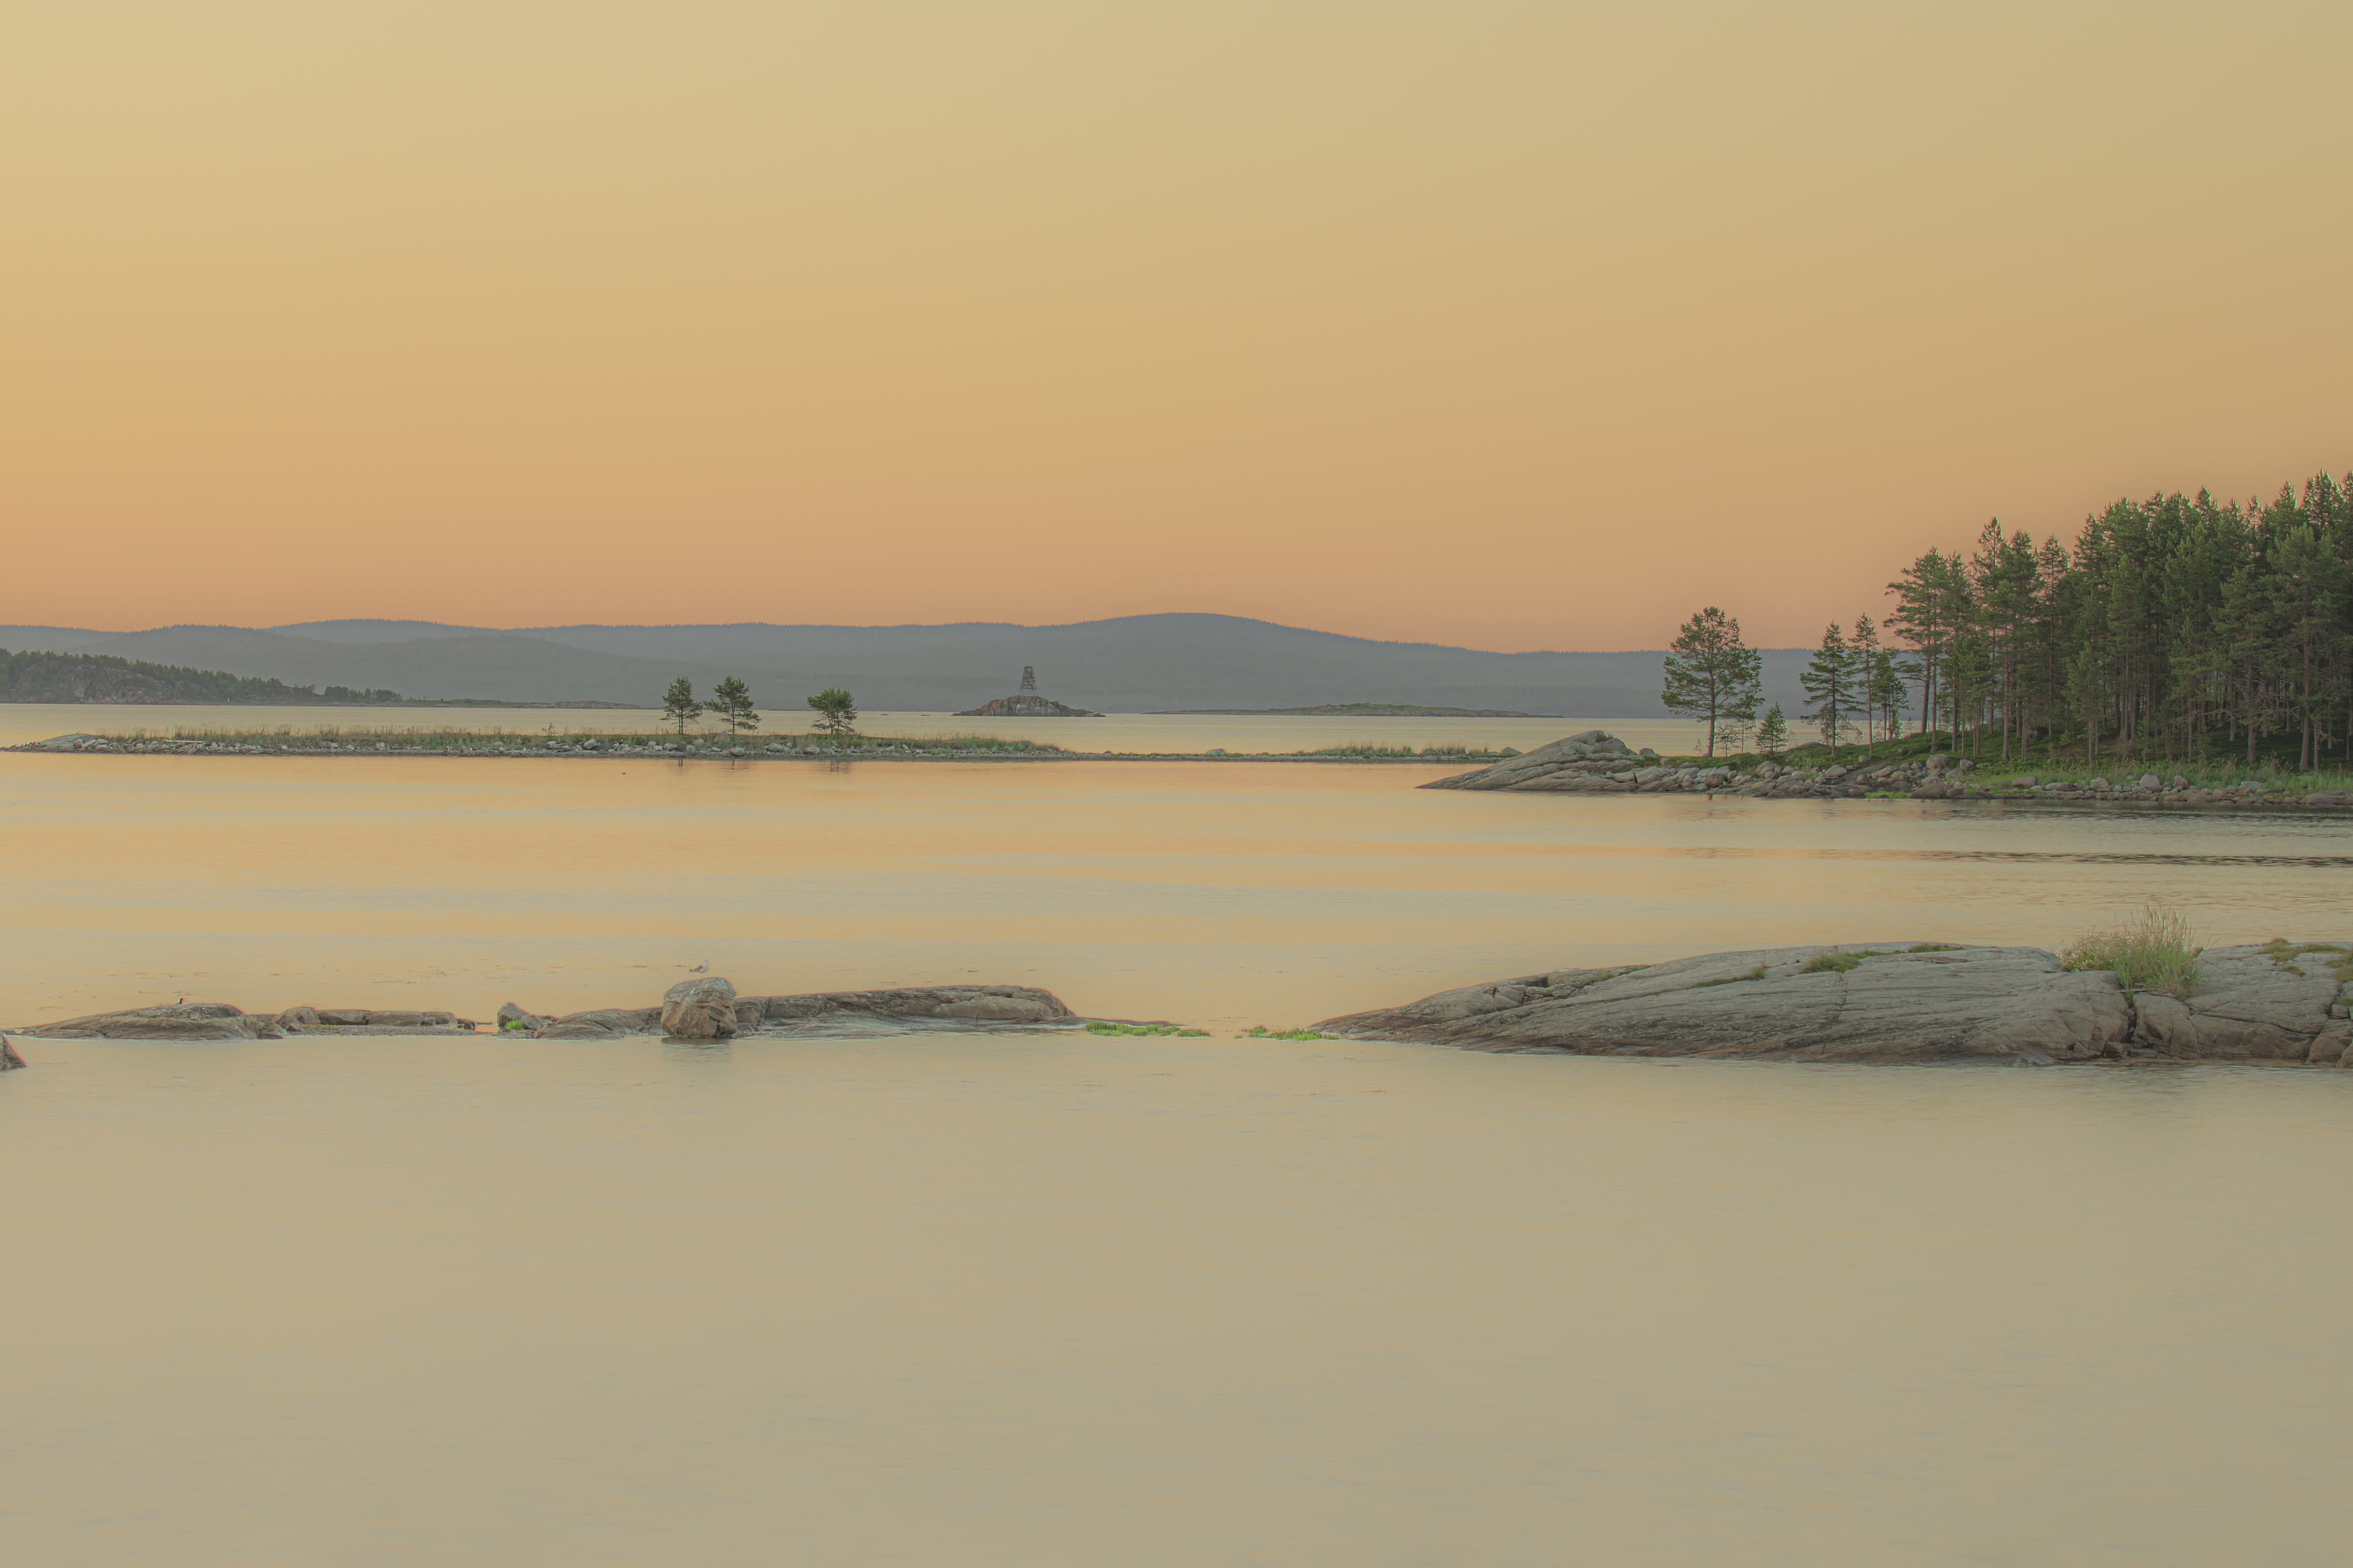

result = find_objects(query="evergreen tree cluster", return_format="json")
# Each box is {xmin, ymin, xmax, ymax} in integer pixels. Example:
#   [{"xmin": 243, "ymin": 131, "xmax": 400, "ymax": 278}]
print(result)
[{"xmin": 1885, "ymin": 470, "xmax": 2353, "ymax": 768}]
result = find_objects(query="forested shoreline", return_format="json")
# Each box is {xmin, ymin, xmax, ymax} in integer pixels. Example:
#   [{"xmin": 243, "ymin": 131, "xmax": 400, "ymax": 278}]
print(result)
[
  {"xmin": 0, "ymin": 648, "xmax": 402, "ymax": 706},
  {"xmin": 1667, "ymin": 468, "xmax": 2353, "ymax": 769}
]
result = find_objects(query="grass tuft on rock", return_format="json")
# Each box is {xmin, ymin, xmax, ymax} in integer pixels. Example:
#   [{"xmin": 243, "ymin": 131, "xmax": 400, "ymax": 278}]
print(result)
[
  {"xmin": 1692, "ymin": 964, "xmax": 1768, "ymax": 988},
  {"xmin": 1800, "ymin": 950, "xmax": 1891, "ymax": 974},
  {"xmin": 2062, "ymin": 900, "xmax": 2201, "ymax": 999},
  {"xmin": 1083, "ymin": 1021, "xmax": 1209, "ymax": 1037}
]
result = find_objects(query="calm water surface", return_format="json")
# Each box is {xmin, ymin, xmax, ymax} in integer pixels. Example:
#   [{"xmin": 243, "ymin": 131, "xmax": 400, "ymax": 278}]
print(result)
[{"xmin": 3, "ymin": 748, "xmax": 2350, "ymax": 1566}]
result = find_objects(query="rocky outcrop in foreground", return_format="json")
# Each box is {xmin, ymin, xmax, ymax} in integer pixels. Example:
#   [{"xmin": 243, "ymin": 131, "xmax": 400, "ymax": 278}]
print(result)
[
  {"xmin": 1421, "ymin": 731, "xmax": 1655, "ymax": 791},
  {"xmin": 557, "ymin": 979, "xmax": 1078, "ymax": 1041},
  {"xmin": 14, "ymin": 1003, "xmax": 479, "ymax": 1040},
  {"xmin": 1423, "ymin": 732, "xmax": 2352, "ymax": 807},
  {"xmin": 1316, "ymin": 943, "xmax": 2353, "ymax": 1066},
  {"xmin": 1, "ymin": 1037, "xmax": 25, "ymax": 1071},
  {"xmin": 13, "ymin": 983, "xmax": 1078, "ymax": 1042}
]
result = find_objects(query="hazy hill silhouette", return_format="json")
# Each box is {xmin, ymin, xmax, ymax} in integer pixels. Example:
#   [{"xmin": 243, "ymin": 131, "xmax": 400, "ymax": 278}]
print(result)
[{"xmin": 0, "ymin": 614, "xmax": 1816, "ymax": 716}]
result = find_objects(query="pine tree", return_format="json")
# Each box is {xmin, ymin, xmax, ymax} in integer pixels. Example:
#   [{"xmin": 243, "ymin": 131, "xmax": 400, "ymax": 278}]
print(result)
[
  {"xmin": 1866, "ymin": 649, "xmax": 1909, "ymax": 751},
  {"xmin": 662, "ymin": 676, "xmax": 703, "ymax": 737},
  {"xmin": 806, "ymin": 688, "xmax": 858, "ymax": 737},
  {"xmin": 1798, "ymin": 623, "xmax": 1857, "ymax": 759},
  {"xmin": 1755, "ymin": 702, "xmax": 1787, "ymax": 757},
  {"xmin": 712, "ymin": 675, "xmax": 758, "ymax": 737},
  {"xmin": 1851, "ymin": 614, "xmax": 1882, "ymax": 756},
  {"xmin": 1659, "ymin": 607, "xmax": 1763, "ymax": 757}
]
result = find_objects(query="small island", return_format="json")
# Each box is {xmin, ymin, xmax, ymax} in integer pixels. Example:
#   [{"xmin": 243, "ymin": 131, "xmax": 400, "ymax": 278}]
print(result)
[{"xmin": 954, "ymin": 665, "xmax": 1104, "ymax": 717}]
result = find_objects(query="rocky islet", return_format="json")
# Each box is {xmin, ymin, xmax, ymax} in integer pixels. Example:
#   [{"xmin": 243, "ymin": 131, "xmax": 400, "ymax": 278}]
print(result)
[
  {"xmin": 1314, "ymin": 941, "xmax": 2353, "ymax": 1067},
  {"xmin": 11, "ymin": 981, "xmax": 1080, "ymax": 1044}
]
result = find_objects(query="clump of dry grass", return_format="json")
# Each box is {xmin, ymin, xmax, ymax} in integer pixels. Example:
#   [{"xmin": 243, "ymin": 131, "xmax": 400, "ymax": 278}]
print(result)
[{"xmin": 2061, "ymin": 899, "xmax": 2201, "ymax": 999}]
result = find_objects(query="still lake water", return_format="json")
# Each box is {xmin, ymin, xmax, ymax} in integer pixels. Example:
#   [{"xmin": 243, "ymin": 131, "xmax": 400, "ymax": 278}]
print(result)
[{"xmin": 4, "ymin": 729, "xmax": 2351, "ymax": 1566}]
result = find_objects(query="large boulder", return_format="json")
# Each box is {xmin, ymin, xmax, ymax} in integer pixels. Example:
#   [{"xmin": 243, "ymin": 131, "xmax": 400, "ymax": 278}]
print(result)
[
  {"xmin": 660, "ymin": 977, "xmax": 740, "ymax": 1040},
  {"xmin": 497, "ymin": 1001, "xmax": 553, "ymax": 1033},
  {"xmin": 2129, "ymin": 944, "xmax": 2352, "ymax": 1063},
  {"xmin": 1316, "ymin": 946, "xmax": 2135, "ymax": 1065}
]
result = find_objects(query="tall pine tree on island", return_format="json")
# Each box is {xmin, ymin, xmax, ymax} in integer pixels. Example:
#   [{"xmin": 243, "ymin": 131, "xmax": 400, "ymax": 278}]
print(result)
[
  {"xmin": 712, "ymin": 675, "xmax": 759, "ymax": 737},
  {"xmin": 663, "ymin": 677, "xmax": 703, "ymax": 737},
  {"xmin": 1659, "ymin": 607, "xmax": 1763, "ymax": 757},
  {"xmin": 1799, "ymin": 623, "xmax": 1858, "ymax": 759},
  {"xmin": 1851, "ymin": 614, "xmax": 1883, "ymax": 757},
  {"xmin": 806, "ymin": 688, "xmax": 859, "ymax": 737}
]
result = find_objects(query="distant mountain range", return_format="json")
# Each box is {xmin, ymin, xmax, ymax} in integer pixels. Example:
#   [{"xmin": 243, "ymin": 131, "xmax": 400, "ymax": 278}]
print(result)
[{"xmin": 0, "ymin": 614, "xmax": 1818, "ymax": 716}]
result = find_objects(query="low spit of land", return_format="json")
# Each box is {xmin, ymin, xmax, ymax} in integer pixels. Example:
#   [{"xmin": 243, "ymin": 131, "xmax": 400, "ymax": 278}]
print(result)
[
  {"xmin": 12, "ymin": 725, "xmax": 1524, "ymax": 764},
  {"xmin": 14, "ymin": 723, "xmax": 2353, "ymax": 803}
]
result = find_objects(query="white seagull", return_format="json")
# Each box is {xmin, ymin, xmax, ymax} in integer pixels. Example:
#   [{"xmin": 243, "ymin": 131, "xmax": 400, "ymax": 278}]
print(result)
[{"xmin": 687, "ymin": 960, "xmax": 709, "ymax": 973}]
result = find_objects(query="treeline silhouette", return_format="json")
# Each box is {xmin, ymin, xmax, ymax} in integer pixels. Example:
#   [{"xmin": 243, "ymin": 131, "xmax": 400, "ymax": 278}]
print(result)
[{"xmin": 0, "ymin": 648, "xmax": 403, "ymax": 706}]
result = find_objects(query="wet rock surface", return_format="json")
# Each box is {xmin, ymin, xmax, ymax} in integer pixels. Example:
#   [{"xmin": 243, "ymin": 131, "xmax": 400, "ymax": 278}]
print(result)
[{"xmin": 1318, "ymin": 941, "xmax": 2353, "ymax": 1067}]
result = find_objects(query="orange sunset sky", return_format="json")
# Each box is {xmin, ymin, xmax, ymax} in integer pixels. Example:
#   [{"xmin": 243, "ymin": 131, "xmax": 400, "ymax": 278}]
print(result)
[{"xmin": 6, "ymin": 1, "xmax": 2349, "ymax": 651}]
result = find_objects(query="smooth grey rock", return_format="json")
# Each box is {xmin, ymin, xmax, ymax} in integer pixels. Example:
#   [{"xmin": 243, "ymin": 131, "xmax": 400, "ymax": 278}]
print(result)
[
  {"xmin": 747, "ymin": 985, "xmax": 1077, "ymax": 1036},
  {"xmin": 276, "ymin": 1005, "xmax": 321, "ymax": 1030},
  {"xmin": 358, "ymin": 1010, "xmax": 456, "ymax": 1030},
  {"xmin": 1422, "ymin": 731, "xmax": 1638, "ymax": 791},
  {"xmin": 2128, "ymin": 945, "xmax": 2351, "ymax": 1062},
  {"xmin": 1912, "ymin": 780, "xmax": 1960, "ymax": 799},
  {"xmin": 1, "ymin": 1036, "xmax": 25, "ymax": 1070},
  {"xmin": 534, "ymin": 1007, "xmax": 662, "ymax": 1039},
  {"xmin": 661, "ymin": 977, "xmax": 740, "ymax": 1040},
  {"xmin": 1315, "ymin": 945, "xmax": 2132, "ymax": 1065},
  {"xmin": 315, "ymin": 1008, "xmax": 372, "ymax": 1026},
  {"xmin": 497, "ymin": 1001, "xmax": 552, "ymax": 1032},
  {"xmin": 17, "ymin": 1003, "xmax": 266, "ymax": 1040}
]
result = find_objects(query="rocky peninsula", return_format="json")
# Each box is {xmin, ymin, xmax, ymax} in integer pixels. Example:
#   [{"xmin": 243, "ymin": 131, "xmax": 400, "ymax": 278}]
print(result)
[
  {"xmin": 1426, "ymin": 731, "xmax": 2353, "ymax": 808},
  {"xmin": 1316, "ymin": 941, "xmax": 2353, "ymax": 1067}
]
